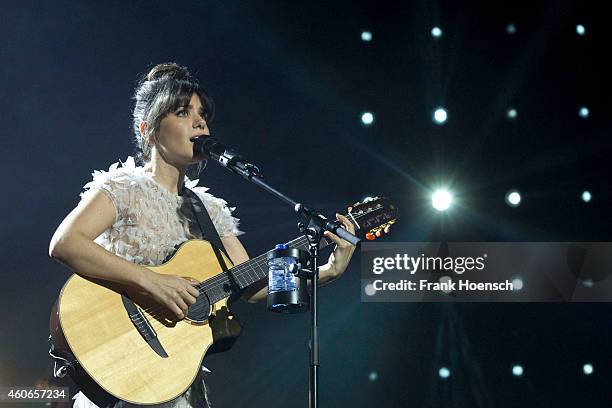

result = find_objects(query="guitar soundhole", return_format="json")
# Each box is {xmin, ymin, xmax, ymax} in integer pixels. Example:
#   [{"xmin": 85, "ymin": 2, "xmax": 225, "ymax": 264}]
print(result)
[{"xmin": 186, "ymin": 292, "xmax": 211, "ymax": 324}]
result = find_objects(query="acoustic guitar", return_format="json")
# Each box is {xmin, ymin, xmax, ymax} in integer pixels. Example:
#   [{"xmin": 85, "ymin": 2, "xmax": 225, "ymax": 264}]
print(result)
[{"xmin": 49, "ymin": 197, "xmax": 397, "ymax": 405}]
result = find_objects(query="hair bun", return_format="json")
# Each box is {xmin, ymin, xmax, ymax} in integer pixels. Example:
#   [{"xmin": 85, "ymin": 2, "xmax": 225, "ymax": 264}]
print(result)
[{"xmin": 146, "ymin": 62, "xmax": 192, "ymax": 81}]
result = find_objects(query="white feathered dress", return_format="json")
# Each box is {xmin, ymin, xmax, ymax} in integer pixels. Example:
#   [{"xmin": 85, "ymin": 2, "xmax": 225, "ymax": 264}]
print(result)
[{"xmin": 71, "ymin": 157, "xmax": 243, "ymax": 408}]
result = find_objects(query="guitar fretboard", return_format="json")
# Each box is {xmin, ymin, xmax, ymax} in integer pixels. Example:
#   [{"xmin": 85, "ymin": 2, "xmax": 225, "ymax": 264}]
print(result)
[{"xmin": 195, "ymin": 235, "xmax": 331, "ymax": 304}]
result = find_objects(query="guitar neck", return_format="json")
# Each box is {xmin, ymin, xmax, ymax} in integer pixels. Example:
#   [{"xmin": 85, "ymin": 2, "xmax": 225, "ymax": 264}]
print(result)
[
  {"xmin": 200, "ymin": 197, "xmax": 396, "ymax": 304},
  {"xmin": 202, "ymin": 235, "xmax": 333, "ymax": 304}
]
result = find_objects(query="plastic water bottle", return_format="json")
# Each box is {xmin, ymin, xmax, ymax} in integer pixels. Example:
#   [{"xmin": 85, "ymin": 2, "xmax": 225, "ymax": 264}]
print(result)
[{"xmin": 268, "ymin": 244, "xmax": 297, "ymax": 294}]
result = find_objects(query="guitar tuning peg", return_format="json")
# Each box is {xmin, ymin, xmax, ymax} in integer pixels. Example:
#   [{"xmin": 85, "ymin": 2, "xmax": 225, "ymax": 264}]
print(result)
[{"xmin": 365, "ymin": 232, "xmax": 376, "ymax": 241}]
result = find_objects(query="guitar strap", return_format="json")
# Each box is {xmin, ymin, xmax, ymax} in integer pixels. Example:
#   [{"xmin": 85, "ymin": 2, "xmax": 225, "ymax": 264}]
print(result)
[
  {"xmin": 181, "ymin": 188, "xmax": 229, "ymax": 268},
  {"xmin": 182, "ymin": 188, "xmax": 243, "ymax": 299}
]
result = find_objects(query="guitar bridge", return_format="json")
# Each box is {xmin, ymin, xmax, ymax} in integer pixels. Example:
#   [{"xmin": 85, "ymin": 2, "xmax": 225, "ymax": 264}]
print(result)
[{"xmin": 121, "ymin": 294, "xmax": 168, "ymax": 358}]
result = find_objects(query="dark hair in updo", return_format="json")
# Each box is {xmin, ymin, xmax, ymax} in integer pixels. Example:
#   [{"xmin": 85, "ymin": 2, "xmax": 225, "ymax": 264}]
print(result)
[{"xmin": 132, "ymin": 62, "xmax": 215, "ymax": 163}]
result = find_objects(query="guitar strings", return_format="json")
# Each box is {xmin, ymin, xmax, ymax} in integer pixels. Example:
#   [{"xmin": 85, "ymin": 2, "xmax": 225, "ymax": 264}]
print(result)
[
  {"xmin": 140, "ymin": 209, "xmax": 373, "ymax": 322},
  {"xmin": 140, "ymin": 252, "xmax": 279, "ymax": 324},
  {"xmin": 187, "ymin": 209, "xmax": 370, "ymax": 299},
  {"xmin": 138, "ymin": 235, "xmax": 314, "ymax": 324},
  {"xmin": 137, "ymin": 208, "xmax": 375, "ymax": 327},
  {"xmin": 139, "ymin": 253, "xmax": 273, "ymax": 327},
  {"xmin": 141, "ymin": 235, "xmax": 309, "ymax": 313},
  {"xmin": 141, "ymin": 230, "xmax": 341, "ymax": 328},
  {"xmin": 140, "ymin": 237, "xmax": 312, "ymax": 329}
]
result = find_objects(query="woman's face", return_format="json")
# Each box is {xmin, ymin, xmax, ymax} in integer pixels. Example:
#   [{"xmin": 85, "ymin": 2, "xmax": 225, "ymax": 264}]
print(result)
[{"xmin": 154, "ymin": 92, "xmax": 210, "ymax": 166}]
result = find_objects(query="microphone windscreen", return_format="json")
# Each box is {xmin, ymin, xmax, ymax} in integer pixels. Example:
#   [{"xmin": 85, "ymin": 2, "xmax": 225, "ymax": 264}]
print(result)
[{"xmin": 192, "ymin": 136, "xmax": 219, "ymax": 159}]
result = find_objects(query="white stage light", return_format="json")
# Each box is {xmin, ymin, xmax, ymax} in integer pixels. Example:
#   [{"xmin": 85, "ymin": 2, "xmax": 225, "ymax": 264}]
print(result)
[
  {"xmin": 512, "ymin": 364, "xmax": 524, "ymax": 377},
  {"xmin": 507, "ymin": 108, "xmax": 518, "ymax": 119},
  {"xmin": 438, "ymin": 367, "xmax": 450, "ymax": 379},
  {"xmin": 433, "ymin": 107, "xmax": 448, "ymax": 124},
  {"xmin": 439, "ymin": 276, "xmax": 453, "ymax": 294},
  {"xmin": 579, "ymin": 106, "xmax": 589, "ymax": 118},
  {"xmin": 432, "ymin": 190, "xmax": 452, "ymax": 211},
  {"xmin": 361, "ymin": 112, "xmax": 375, "ymax": 126},
  {"xmin": 368, "ymin": 371, "xmax": 379, "ymax": 381},
  {"xmin": 583, "ymin": 363, "xmax": 594, "ymax": 375},
  {"xmin": 431, "ymin": 27, "xmax": 443, "ymax": 38},
  {"xmin": 576, "ymin": 24, "xmax": 586, "ymax": 36},
  {"xmin": 581, "ymin": 190, "xmax": 592, "ymax": 203},
  {"xmin": 511, "ymin": 277, "xmax": 524, "ymax": 291},
  {"xmin": 361, "ymin": 31, "xmax": 373, "ymax": 42},
  {"xmin": 506, "ymin": 23, "xmax": 517, "ymax": 34},
  {"xmin": 505, "ymin": 190, "xmax": 521, "ymax": 207},
  {"xmin": 364, "ymin": 283, "xmax": 376, "ymax": 296}
]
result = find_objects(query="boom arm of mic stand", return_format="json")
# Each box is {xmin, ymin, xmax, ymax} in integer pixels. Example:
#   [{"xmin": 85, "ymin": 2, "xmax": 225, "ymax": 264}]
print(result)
[{"xmin": 222, "ymin": 159, "xmax": 361, "ymax": 246}]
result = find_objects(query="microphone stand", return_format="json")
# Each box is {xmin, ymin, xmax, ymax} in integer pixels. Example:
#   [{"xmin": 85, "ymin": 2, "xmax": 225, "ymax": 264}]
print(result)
[{"xmin": 197, "ymin": 139, "xmax": 360, "ymax": 408}]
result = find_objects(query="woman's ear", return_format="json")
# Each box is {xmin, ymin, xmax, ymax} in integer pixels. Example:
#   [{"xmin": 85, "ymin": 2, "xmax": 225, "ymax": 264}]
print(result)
[
  {"xmin": 139, "ymin": 121, "xmax": 149, "ymax": 139},
  {"xmin": 139, "ymin": 121, "xmax": 156, "ymax": 147}
]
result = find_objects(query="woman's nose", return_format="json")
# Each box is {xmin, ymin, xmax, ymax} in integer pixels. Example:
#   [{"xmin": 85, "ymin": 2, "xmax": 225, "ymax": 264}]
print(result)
[{"xmin": 194, "ymin": 116, "xmax": 207, "ymax": 129}]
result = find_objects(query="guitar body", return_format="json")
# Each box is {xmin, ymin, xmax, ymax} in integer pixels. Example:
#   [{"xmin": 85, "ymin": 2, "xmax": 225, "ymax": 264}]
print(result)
[
  {"xmin": 49, "ymin": 197, "xmax": 397, "ymax": 406},
  {"xmin": 52, "ymin": 240, "xmax": 240, "ymax": 405}
]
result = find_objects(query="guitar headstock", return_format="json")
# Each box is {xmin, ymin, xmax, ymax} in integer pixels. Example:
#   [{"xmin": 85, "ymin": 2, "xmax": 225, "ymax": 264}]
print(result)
[{"xmin": 343, "ymin": 197, "xmax": 398, "ymax": 241}]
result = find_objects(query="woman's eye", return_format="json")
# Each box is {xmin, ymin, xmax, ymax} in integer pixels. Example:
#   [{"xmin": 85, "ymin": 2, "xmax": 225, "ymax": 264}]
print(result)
[{"xmin": 176, "ymin": 109, "xmax": 188, "ymax": 117}]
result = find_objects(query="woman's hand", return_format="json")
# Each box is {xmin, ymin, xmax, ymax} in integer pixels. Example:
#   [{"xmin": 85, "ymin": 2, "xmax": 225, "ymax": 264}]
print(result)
[
  {"xmin": 137, "ymin": 269, "xmax": 200, "ymax": 319},
  {"xmin": 320, "ymin": 213, "xmax": 357, "ymax": 282}
]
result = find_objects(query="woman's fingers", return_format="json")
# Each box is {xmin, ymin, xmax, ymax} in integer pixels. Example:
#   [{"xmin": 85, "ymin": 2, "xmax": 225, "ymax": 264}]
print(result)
[
  {"xmin": 181, "ymin": 289, "xmax": 198, "ymax": 306},
  {"xmin": 144, "ymin": 273, "xmax": 202, "ymax": 319},
  {"xmin": 175, "ymin": 295, "xmax": 189, "ymax": 314},
  {"xmin": 170, "ymin": 278, "xmax": 200, "ymax": 318},
  {"xmin": 168, "ymin": 302, "xmax": 184, "ymax": 319},
  {"xmin": 323, "ymin": 214, "xmax": 356, "ymax": 247},
  {"xmin": 336, "ymin": 213, "xmax": 355, "ymax": 233},
  {"xmin": 324, "ymin": 230, "xmax": 343, "ymax": 245},
  {"xmin": 186, "ymin": 283, "xmax": 200, "ymax": 299}
]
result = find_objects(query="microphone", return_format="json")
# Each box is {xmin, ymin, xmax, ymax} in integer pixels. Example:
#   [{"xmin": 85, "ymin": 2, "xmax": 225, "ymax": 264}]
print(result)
[
  {"xmin": 191, "ymin": 136, "xmax": 260, "ymax": 175},
  {"xmin": 191, "ymin": 136, "xmax": 238, "ymax": 165}
]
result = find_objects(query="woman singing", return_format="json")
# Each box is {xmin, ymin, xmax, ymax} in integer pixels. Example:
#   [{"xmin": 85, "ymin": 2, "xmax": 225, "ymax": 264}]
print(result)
[{"xmin": 48, "ymin": 63, "xmax": 356, "ymax": 408}]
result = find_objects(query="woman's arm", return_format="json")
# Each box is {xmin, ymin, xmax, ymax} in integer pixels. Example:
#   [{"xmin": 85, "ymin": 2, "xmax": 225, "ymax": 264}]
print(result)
[
  {"xmin": 239, "ymin": 261, "xmax": 343, "ymax": 304},
  {"xmin": 49, "ymin": 190, "xmax": 200, "ymax": 319}
]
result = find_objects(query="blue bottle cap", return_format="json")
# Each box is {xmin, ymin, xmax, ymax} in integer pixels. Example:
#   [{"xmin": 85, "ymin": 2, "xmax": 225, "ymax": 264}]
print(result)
[{"xmin": 275, "ymin": 243, "xmax": 289, "ymax": 250}]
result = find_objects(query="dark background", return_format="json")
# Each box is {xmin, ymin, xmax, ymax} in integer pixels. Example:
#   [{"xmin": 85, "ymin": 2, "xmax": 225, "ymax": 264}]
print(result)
[{"xmin": 1, "ymin": 1, "xmax": 610, "ymax": 407}]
